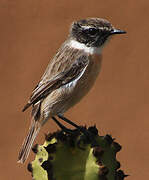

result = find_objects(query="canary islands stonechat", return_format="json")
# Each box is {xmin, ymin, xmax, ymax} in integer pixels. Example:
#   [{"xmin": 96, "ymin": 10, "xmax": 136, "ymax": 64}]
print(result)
[{"xmin": 18, "ymin": 17, "xmax": 126, "ymax": 163}]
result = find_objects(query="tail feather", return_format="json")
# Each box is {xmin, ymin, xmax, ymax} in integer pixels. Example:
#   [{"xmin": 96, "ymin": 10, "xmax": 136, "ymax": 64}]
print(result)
[{"xmin": 18, "ymin": 120, "xmax": 41, "ymax": 163}]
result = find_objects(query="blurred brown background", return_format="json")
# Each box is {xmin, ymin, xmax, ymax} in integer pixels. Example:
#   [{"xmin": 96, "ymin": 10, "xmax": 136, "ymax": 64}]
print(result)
[{"xmin": 0, "ymin": 0, "xmax": 148, "ymax": 179}]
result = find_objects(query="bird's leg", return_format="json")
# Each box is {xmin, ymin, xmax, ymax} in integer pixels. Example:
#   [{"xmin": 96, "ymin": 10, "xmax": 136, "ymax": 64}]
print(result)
[
  {"xmin": 52, "ymin": 116, "xmax": 73, "ymax": 134},
  {"xmin": 58, "ymin": 114, "xmax": 81, "ymax": 129}
]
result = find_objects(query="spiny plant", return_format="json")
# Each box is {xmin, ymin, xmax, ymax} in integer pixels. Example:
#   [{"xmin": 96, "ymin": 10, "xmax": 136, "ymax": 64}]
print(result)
[{"xmin": 27, "ymin": 126, "xmax": 128, "ymax": 180}]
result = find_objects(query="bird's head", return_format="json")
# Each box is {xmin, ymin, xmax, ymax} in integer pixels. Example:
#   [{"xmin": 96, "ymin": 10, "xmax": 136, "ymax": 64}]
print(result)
[{"xmin": 70, "ymin": 18, "xmax": 126, "ymax": 48}]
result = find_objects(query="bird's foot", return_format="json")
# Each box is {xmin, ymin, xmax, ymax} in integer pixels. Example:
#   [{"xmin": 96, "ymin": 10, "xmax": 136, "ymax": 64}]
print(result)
[
  {"xmin": 77, "ymin": 126, "xmax": 99, "ymax": 149},
  {"xmin": 52, "ymin": 116, "xmax": 74, "ymax": 134}
]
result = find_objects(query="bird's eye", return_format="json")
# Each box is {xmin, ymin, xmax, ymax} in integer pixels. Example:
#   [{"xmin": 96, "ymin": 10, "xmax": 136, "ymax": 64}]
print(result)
[{"xmin": 85, "ymin": 28, "xmax": 98, "ymax": 36}]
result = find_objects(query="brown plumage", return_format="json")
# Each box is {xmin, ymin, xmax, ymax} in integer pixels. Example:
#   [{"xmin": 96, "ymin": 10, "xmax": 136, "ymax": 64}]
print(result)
[
  {"xmin": 18, "ymin": 18, "xmax": 126, "ymax": 163},
  {"xmin": 18, "ymin": 45, "xmax": 92, "ymax": 163}
]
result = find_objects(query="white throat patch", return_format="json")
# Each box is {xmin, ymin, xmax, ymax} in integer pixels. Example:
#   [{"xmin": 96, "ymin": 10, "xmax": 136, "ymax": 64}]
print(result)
[{"xmin": 69, "ymin": 40, "xmax": 102, "ymax": 55}]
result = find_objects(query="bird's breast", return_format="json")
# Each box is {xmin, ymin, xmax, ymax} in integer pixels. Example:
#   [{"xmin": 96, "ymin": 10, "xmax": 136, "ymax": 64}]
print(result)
[{"xmin": 77, "ymin": 53, "xmax": 102, "ymax": 93}]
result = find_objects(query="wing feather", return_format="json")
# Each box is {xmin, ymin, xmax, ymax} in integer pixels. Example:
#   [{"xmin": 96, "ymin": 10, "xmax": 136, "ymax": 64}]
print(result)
[{"xmin": 22, "ymin": 55, "xmax": 89, "ymax": 112}]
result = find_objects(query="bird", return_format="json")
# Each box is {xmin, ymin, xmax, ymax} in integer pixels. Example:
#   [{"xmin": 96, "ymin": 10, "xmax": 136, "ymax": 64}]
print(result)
[{"xmin": 18, "ymin": 17, "xmax": 126, "ymax": 163}]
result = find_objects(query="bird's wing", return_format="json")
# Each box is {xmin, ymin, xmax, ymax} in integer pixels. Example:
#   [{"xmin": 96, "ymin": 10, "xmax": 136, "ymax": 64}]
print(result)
[{"xmin": 22, "ymin": 55, "xmax": 89, "ymax": 112}]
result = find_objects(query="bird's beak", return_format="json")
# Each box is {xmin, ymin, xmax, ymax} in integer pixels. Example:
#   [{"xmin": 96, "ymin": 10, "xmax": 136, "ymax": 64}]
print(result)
[{"xmin": 110, "ymin": 29, "xmax": 127, "ymax": 35}]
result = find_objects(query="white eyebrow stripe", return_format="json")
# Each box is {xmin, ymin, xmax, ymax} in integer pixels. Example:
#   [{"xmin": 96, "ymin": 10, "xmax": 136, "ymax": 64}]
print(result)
[
  {"xmin": 81, "ymin": 26, "xmax": 111, "ymax": 31},
  {"xmin": 81, "ymin": 26, "xmax": 93, "ymax": 29}
]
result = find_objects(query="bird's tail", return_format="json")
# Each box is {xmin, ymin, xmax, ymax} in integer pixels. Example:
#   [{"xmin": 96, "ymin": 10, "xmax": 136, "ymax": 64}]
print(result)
[{"xmin": 18, "ymin": 119, "xmax": 41, "ymax": 164}]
